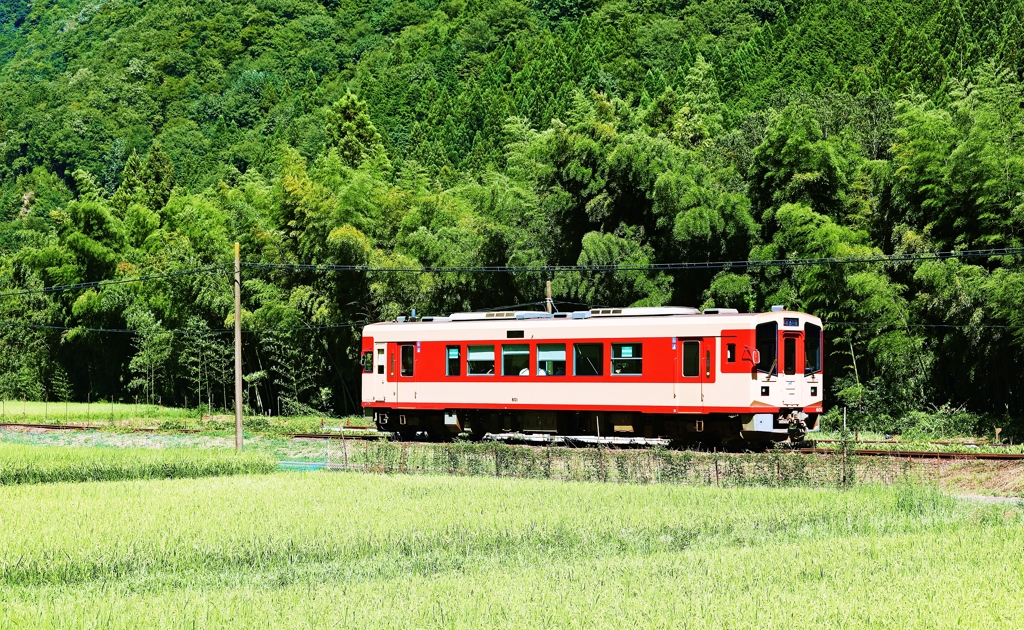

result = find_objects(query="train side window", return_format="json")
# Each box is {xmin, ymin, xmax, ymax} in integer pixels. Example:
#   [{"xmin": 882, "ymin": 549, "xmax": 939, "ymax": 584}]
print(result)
[
  {"xmin": 682, "ymin": 341, "xmax": 700, "ymax": 377},
  {"xmin": 446, "ymin": 345, "xmax": 461, "ymax": 376},
  {"xmin": 503, "ymin": 344, "xmax": 530, "ymax": 376},
  {"xmin": 467, "ymin": 345, "xmax": 495, "ymax": 375},
  {"xmin": 377, "ymin": 348, "xmax": 384, "ymax": 374},
  {"xmin": 574, "ymin": 343, "xmax": 604, "ymax": 376},
  {"xmin": 400, "ymin": 344, "xmax": 415, "ymax": 377},
  {"xmin": 755, "ymin": 322, "xmax": 778, "ymax": 374},
  {"xmin": 783, "ymin": 337, "xmax": 796, "ymax": 376},
  {"xmin": 611, "ymin": 343, "xmax": 642, "ymax": 375},
  {"xmin": 727, "ymin": 343, "xmax": 736, "ymax": 363},
  {"xmin": 804, "ymin": 322, "xmax": 822, "ymax": 374},
  {"xmin": 362, "ymin": 351, "xmax": 372, "ymax": 373},
  {"xmin": 537, "ymin": 344, "xmax": 566, "ymax": 376}
]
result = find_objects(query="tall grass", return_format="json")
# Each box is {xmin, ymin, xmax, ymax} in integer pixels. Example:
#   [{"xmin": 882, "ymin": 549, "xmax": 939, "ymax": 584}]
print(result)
[
  {"xmin": 0, "ymin": 473, "xmax": 1019, "ymax": 628},
  {"xmin": 0, "ymin": 443, "xmax": 276, "ymax": 484},
  {"xmin": 324, "ymin": 440, "xmax": 909, "ymax": 487}
]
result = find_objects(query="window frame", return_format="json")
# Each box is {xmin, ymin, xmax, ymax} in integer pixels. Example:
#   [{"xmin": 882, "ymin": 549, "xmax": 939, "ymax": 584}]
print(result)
[
  {"xmin": 681, "ymin": 340, "xmax": 701, "ymax": 378},
  {"xmin": 362, "ymin": 351, "xmax": 372, "ymax": 373},
  {"xmin": 804, "ymin": 322, "xmax": 823, "ymax": 374},
  {"xmin": 573, "ymin": 343, "xmax": 604, "ymax": 377},
  {"xmin": 446, "ymin": 345, "xmax": 461, "ymax": 377},
  {"xmin": 755, "ymin": 321, "xmax": 778, "ymax": 375},
  {"xmin": 502, "ymin": 343, "xmax": 531, "ymax": 376},
  {"xmin": 400, "ymin": 344, "xmax": 415, "ymax": 377},
  {"xmin": 467, "ymin": 344, "xmax": 495, "ymax": 376},
  {"xmin": 726, "ymin": 343, "xmax": 736, "ymax": 363},
  {"xmin": 610, "ymin": 342, "xmax": 643, "ymax": 376},
  {"xmin": 783, "ymin": 336, "xmax": 797, "ymax": 376},
  {"xmin": 536, "ymin": 343, "xmax": 566, "ymax": 377}
]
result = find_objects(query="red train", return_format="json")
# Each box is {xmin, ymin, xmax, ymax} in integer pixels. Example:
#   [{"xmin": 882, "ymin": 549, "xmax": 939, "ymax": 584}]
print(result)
[{"xmin": 360, "ymin": 306, "xmax": 823, "ymax": 446}]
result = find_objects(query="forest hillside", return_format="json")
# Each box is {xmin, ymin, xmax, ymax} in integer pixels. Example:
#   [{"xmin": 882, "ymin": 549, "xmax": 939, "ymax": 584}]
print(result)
[{"xmin": 1, "ymin": 0, "xmax": 1022, "ymax": 434}]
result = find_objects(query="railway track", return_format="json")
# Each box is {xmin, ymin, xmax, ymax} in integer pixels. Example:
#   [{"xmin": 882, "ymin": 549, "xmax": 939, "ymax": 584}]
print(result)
[
  {"xmin": 798, "ymin": 447, "xmax": 1024, "ymax": 460},
  {"xmin": 0, "ymin": 422, "xmax": 377, "ymax": 438},
  {"xmin": 291, "ymin": 432, "xmax": 386, "ymax": 440},
  {"xmin": 3, "ymin": 422, "xmax": 1023, "ymax": 460},
  {"xmin": 0, "ymin": 422, "xmax": 202, "ymax": 433}
]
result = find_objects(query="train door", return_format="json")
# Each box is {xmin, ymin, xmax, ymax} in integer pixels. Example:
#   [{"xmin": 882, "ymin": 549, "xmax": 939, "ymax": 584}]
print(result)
[
  {"xmin": 676, "ymin": 338, "xmax": 705, "ymax": 412},
  {"xmin": 372, "ymin": 343, "xmax": 389, "ymax": 401},
  {"xmin": 397, "ymin": 343, "xmax": 416, "ymax": 402},
  {"xmin": 780, "ymin": 331, "xmax": 803, "ymax": 407}
]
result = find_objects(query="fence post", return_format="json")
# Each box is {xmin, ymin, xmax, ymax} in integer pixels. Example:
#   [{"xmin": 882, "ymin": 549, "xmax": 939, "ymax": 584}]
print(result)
[{"xmin": 341, "ymin": 431, "xmax": 348, "ymax": 470}]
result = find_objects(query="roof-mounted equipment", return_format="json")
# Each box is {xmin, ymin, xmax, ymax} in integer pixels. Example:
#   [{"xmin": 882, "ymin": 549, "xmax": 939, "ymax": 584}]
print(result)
[
  {"xmin": 449, "ymin": 311, "xmax": 555, "ymax": 321},
  {"xmin": 588, "ymin": 307, "xmax": 699, "ymax": 317}
]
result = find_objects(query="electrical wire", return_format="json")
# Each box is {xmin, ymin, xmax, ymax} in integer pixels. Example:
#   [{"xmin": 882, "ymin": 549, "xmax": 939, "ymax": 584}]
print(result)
[
  {"xmin": 0, "ymin": 265, "xmax": 230, "ymax": 299},
  {"xmin": 1, "ymin": 247, "xmax": 1019, "ymax": 299},
  {"xmin": 824, "ymin": 321, "xmax": 1024, "ymax": 330},
  {"xmin": 0, "ymin": 321, "xmax": 366, "ymax": 335},
  {"xmin": 243, "ymin": 247, "xmax": 1024, "ymax": 274},
  {"xmin": 9, "ymin": 317, "xmax": 1018, "ymax": 335}
]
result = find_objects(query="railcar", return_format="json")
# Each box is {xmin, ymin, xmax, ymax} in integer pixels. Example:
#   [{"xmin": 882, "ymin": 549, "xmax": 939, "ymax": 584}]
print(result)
[{"xmin": 359, "ymin": 306, "xmax": 823, "ymax": 446}]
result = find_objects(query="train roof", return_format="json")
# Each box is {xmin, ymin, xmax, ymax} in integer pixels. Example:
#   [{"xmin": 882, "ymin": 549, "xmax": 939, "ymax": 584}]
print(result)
[{"xmin": 362, "ymin": 307, "xmax": 821, "ymax": 341}]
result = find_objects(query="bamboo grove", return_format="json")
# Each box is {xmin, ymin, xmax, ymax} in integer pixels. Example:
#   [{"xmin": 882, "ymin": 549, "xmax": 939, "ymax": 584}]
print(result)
[{"xmin": 0, "ymin": 0, "xmax": 1023, "ymax": 435}]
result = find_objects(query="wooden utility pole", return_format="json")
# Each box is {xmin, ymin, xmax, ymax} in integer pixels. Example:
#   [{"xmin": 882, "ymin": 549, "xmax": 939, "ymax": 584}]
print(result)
[
  {"xmin": 544, "ymin": 280, "xmax": 553, "ymax": 314},
  {"xmin": 234, "ymin": 242, "xmax": 243, "ymax": 452}
]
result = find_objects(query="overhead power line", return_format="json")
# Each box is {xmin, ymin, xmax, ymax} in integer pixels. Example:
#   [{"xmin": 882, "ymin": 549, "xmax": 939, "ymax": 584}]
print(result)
[
  {"xmin": 0, "ymin": 265, "xmax": 230, "ymax": 299},
  {"xmin": 0, "ymin": 321, "xmax": 365, "ymax": 335},
  {"xmin": 244, "ymin": 247, "xmax": 1024, "ymax": 274},
  {"xmin": 1, "ymin": 248, "xmax": 1019, "ymax": 299},
  {"xmin": 825, "ymin": 321, "xmax": 1024, "ymax": 330}
]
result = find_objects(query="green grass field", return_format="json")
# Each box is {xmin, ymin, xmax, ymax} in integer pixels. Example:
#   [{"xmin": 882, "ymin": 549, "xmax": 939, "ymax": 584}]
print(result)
[
  {"xmin": 0, "ymin": 442, "xmax": 276, "ymax": 484},
  {"xmin": 0, "ymin": 400, "xmax": 370, "ymax": 435},
  {"xmin": 1, "ymin": 470, "xmax": 1021, "ymax": 628}
]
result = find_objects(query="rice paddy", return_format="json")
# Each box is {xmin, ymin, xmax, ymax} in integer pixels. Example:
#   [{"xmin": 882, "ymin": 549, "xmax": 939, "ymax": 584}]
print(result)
[
  {"xmin": 0, "ymin": 442, "xmax": 277, "ymax": 484},
  {"xmin": 0, "ymin": 468, "xmax": 1021, "ymax": 628}
]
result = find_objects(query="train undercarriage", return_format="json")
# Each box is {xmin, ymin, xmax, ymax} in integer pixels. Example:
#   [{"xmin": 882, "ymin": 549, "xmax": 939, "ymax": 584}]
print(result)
[{"xmin": 370, "ymin": 408, "xmax": 819, "ymax": 449}]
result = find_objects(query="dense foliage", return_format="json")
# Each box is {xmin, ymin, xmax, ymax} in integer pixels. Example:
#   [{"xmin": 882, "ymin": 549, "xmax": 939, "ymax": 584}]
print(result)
[{"xmin": 0, "ymin": 0, "xmax": 1022, "ymax": 433}]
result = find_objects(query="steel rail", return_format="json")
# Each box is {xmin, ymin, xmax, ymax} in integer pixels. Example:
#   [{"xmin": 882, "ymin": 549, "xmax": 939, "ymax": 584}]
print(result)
[
  {"xmin": 809, "ymin": 439, "xmax": 1017, "ymax": 448},
  {"xmin": 3, "ymin": 422, "xmax": 1021, "ymax": 459},
  {"xmin": 290, "ymin": 432, "xmax": 384, "ymax": 440},
  {"xmin": 797, "ymin": 447, "xmax": 1024, "ymax": 460},
  {"xmin": 0, "ymin": 422, "xmax": 202, "ymax": 433}
]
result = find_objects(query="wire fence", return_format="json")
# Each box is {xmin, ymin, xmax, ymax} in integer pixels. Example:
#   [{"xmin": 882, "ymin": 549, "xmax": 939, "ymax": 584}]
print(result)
[{"xmin": 315, "ymin": 440, "xmax": 918, "ymax": 488}]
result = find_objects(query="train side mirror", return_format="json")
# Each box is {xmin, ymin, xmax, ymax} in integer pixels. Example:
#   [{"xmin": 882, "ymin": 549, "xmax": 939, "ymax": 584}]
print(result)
[{"xmin": 751, "ymin": 349, "xmax": 760, "ymax": 364}]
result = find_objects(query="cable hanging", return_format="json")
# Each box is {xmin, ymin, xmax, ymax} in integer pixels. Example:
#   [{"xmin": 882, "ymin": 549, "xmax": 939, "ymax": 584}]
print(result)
[
  {"xmin": 243, "ymin": 247, "xmax": 1024, "ymax": 274},
  {"xmin": 824, "ymin": 321, "xmax": 1024, "ymax": 330},
  {"xmin": 0, "ymin": 320, "xmax": 366, "ymax": 335},
  {"xmin": 0, "ymin": 265, "xmax": 230, "ymax": 299},
  {"xmin": 1, "ymin": 247, "xmax": 1019, "ymax": 299}
]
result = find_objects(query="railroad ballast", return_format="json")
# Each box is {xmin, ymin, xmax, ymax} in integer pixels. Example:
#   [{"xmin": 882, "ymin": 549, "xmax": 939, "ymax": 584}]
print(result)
[{"xmin": 360, "ymin": 306, "xmax": 824, "ymax": 446}]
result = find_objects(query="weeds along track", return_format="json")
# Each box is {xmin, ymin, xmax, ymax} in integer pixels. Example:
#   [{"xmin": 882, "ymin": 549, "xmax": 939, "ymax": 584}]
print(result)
[
  {"xmin": 303, "ymin": 440, "xmax": 932, "ymax": 487},
  {"xmin": 6, "ymin": 422, "xmax": 1024, "ymax": 462},
  {"xmin": 799, "ymin": 447, "xmax": 1024, "ymax": 460}
]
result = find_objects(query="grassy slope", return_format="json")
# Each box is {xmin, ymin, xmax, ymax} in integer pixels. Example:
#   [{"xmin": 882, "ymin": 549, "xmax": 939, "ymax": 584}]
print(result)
[{"xmin": 0, "ymin": 472, "xmax": 1021, "ymax": 627}]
